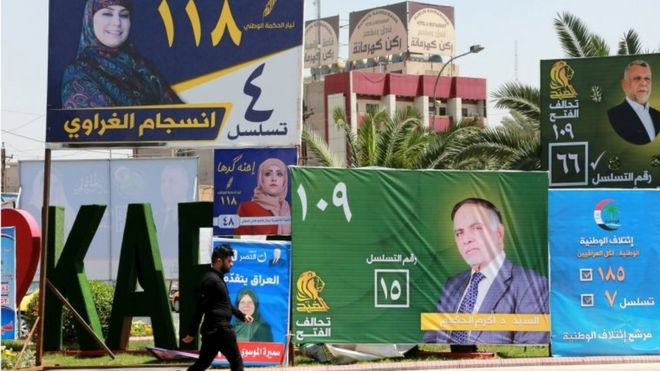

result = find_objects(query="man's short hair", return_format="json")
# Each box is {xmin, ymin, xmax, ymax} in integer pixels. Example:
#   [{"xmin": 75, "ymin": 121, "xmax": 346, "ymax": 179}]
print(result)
[
  {"xmin": 623, "ymin": 60, "xmax": 651, "ymax": 79},
  {"xmin": 212, "ymin": 244, "xmax": 234, "ymax": 263},
  {"xmin": 451, "ymin": 198, "xmax": 503, "ymax": 228}
]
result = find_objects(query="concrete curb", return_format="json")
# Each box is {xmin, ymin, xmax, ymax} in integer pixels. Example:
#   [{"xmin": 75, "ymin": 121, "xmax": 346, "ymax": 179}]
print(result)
[
  {"xmin": 45, "ymin": 355, "xmax": 660, "ymax": 371},
  {"xmin": 256, "ymin": 355, "xmax": 660, "ymax": 370}
]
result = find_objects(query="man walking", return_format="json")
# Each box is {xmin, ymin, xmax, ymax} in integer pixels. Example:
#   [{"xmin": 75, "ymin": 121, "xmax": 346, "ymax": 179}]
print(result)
[{"xmin": 183, "ymin": 244, "xmax": 253, "ymax": 371}]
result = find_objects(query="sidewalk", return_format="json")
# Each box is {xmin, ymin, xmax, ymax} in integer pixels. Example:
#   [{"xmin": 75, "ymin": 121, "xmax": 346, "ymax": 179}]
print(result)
[
  {"xmin": 260, "ymin": 355, "xmax": 660, "ymax": 370},
  {"xmin": 46, "ymin": 355, "xmax": 660, "ymax": 371}
]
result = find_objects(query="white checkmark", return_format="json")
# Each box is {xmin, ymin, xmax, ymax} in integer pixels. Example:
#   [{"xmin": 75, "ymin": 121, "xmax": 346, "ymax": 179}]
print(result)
[{"xmin": 590, "ymin": 151, "xmax": 606, "ymax": 170}]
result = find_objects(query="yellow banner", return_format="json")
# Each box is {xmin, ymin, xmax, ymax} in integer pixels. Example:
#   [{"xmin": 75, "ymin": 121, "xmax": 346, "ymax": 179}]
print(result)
[{"xmin": 420, "ymin": 313, "xmax": 550, "ymax": 332}]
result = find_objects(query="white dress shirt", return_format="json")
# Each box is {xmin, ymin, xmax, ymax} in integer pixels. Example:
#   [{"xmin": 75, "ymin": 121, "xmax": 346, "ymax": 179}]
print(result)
[
  {"xmin": 457, "ymin": 251, "xmax": 506, "ymax": 313},
  {"xmin": 626, "ymin": 97, "xmax": 656, "ymax": 142}
]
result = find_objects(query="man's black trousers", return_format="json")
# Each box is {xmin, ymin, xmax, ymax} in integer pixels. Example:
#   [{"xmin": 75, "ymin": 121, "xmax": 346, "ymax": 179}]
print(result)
[{"xmin": 187, "ymin": 324, "xmax": 244, "ymax": 371}]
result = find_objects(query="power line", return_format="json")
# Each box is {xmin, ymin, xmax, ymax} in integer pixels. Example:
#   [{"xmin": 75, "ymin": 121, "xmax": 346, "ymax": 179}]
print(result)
[
  {"xmin": 3, "ymin": 145, "xmax": 43, "ymax": 154},
  {"xmin": 1, "ymin": 108, "xmax": 45, "ymax": 116},
  {"xmin": 2, "ymin": 131, "xmax": 132, "ymax": 159},
  {"xmin": 2, "ymin": 114, "xmax": 46, "ymax": 132},
  {"xmin": 53, "ymin": 150, "xmax": 132, "ymax": 158},
  {"xmin": 1, "ymin": 129, "xmax": 44, "ymax": 143}
]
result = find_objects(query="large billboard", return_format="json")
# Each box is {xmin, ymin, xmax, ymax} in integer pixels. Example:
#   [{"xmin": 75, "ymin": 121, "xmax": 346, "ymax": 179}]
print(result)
[
  {"xmin": 291, "ymin": 168, "xmax": 549, "ymax": 344},
  {"xmin": 407, "ymin": 2, "xmax": 454, "ymax": 56},
  {"xmin": 19, "ymin": 158, "xmax": 197, "ymax": 280},
  {"xmin": 348, "ymin": 2, "xmax": 407, "ymax": 61},
  {"xmin": 46, "ymin": 0, "xmax": 303, "ymax": 148},
  {"xmin": 550, "ymin": 190, "xmax": 660, "ymax": 356},
  {"xmin": 348, "ymin": 2, "xmax": 456, "ymax": 61},
  {"xmin": 213, "ymin": 148, "xmax": 297, "ymax": 236},
  {"xmin": 541, "ymin": 54, "xmax": 660, "ymax": 188},
  {"xmin": 304, "ymin": 16, "xmax": 339, "ymax": 68}
]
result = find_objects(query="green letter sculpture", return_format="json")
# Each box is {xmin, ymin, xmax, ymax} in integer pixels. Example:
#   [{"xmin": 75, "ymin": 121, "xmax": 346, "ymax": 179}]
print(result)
[
  {"xmin": 106, "ymin": 203, "xmax": 176, "ymax": 349},
  {"xmin": 44, "ymin": 205, "xmax": 106, "ymax": 350},
  {"xmin": 177, "ymin": 202, "xmax": 213, "ymax": 350}
]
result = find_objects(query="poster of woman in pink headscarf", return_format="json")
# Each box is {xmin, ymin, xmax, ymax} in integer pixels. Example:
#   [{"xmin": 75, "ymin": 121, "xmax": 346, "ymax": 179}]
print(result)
[{"xmin": 214, "ymin": 148, "xmax": 297, "ymax": 236}]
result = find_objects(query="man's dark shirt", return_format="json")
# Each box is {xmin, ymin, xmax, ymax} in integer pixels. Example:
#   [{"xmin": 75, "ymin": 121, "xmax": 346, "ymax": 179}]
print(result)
[{"xmin": 188, "ymin": 267, "xmax": 246, "ymax": 335}]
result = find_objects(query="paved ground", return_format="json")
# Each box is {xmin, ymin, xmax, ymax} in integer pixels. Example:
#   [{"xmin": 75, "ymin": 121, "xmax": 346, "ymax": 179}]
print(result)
[
  {"xmin": 48, "ymin": 328, "xmax": 660, "ymax": 370},
  {"xmin": 47, "ymin": 355, "xmax": 660, "ymax": 370},
  {"xmin": 272, "ymin": 356, "xmax": 660, "ymax": 370}
]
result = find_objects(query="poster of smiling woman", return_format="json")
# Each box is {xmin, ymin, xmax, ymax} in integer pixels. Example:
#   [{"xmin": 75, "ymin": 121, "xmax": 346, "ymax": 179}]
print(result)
[
  {"xmin": 46, "ymin": 0, "xmax": 303, "ymax": 148},
  {"xmin": 214, "ymin": 148, "xmax": 297, "ymax": 236}
]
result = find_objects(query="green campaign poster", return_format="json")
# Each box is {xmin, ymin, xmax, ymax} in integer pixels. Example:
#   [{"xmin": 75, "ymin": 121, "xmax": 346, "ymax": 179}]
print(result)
[
  {"xmin": 541, "ymin": 54, "xmax": 660, "ymax": 188},
  {"xmin": 291, "ymin": 168, "xmax": 549, "ymax": 344}
]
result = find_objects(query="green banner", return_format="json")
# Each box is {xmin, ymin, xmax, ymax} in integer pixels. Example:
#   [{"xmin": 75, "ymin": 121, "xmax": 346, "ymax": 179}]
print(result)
[
  {"xmin": 541, "ymin": 54, "xmax": 660, "ymax": 188},
  {"xmin": 291, "ymin": 168, "xmax": 549, "ymax": 344}
]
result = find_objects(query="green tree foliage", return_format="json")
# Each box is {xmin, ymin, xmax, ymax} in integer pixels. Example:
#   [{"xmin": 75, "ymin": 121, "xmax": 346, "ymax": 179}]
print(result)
[
  {"xmin": 304, "ymin": 13, "xmax": 653, "ymax": 171},
  {"xmin": 553, "ymin": 12, "xmax": 611, "ymax": 57},
  {"xmin": 26, "ymin": 281, "xmax": 115, "ymax": 346},
  {"xmin": 303, "ymin": 106, "xmax": 485, "ymax": 170},
  {"xmin": 492, "ymin": 83, "xmax": 540, "ymax": 124},
  {"xmin": 487, "ymin": 12, "xmax": 655, "ymax": 170},
  {"xmin": 304, "ymin": 106, "xmax": 432, "ymax": 168},
  {"xmin": 444, "ymin": 125, "xmax": 541, "ymax": 170}
]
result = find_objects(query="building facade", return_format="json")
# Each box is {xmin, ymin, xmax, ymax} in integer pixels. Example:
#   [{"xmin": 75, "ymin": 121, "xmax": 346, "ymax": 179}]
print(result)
[{"xmin": 304, "ymin": 68, "xmax": 487, "ymax": 163}]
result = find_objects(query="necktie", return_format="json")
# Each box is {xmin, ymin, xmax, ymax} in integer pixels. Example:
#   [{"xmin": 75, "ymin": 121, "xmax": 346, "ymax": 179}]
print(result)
[{"xmin": 450, "ymin": 271, "xmax": 485, "ymax": 344}]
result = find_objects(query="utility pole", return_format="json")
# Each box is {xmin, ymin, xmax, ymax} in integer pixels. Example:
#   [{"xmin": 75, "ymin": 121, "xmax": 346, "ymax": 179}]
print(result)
[
  {"xmin": 514, "ymin": 40, "xmax": 519, "ymax": 81},
  {"xmin": 1, "ymin": 142, "xmax": 6, "ymax": 191},
  {"xmin": 315, "ymin": 0, "xmax": 321, "ymax": 79}
]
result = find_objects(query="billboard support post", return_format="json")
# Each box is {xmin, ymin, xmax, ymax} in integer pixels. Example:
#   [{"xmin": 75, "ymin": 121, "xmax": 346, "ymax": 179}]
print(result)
[{"xmin": 36, "ymin": 148, "xmax": 50, "ymax": 366}]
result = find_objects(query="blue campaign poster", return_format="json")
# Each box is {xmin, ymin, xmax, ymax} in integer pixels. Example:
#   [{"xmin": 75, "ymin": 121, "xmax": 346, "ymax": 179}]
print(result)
[
  {"xmin": 549, "ymin": 190, "xmax": 660, "ymax": 356},
  {"xmin": 1, "ymin": 227, "xmax": 17, "ymax": 340},
  {"xmin": 210, "ymin": 238, "xmax": 291, "ymax": 366}
]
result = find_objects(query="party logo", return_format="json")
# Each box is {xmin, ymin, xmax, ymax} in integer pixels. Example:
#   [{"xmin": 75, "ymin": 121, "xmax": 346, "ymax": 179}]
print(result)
[{"xmin": 594, "ymin": 198, "xmax": 620, "ymax": 231}]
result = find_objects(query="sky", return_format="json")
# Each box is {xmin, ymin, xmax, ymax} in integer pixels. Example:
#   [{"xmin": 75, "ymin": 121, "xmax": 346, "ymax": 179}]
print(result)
[{"xmin": 2, "ymin": 0, "xmax": 659, "ymax": 163}]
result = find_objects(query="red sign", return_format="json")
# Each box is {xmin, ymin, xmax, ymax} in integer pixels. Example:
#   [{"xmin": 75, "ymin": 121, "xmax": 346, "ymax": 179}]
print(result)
[
  {"xmin": 215, "ymin": 342, "xmax": 285, "ymax": 364},
  {"xmin": 1, "ymin": 209, "xmax": 41, "ymax": 306}
]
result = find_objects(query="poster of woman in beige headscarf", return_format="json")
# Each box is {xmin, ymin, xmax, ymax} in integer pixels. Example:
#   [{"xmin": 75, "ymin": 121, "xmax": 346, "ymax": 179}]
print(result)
[{"xmin": 213, "ymin": 148, "xmax": 297, "ymax": 236}]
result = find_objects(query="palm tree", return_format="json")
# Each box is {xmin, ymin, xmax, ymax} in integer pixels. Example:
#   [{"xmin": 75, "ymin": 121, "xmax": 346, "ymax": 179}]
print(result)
[
  {"xmin": 500, "ymin": 110, "xmax": 539, "ymax": 137},
  {"xmin": 443, "ymin": 125, "xmax": 541, "ymax": 170},
  {"xmin": 416, "ymin": 119, "xmax": 483, "ymax": 169},
  {"xmin": 303, "ymin": 13, "xmax": 651, "ymax": 171},
  {"xmin": 484, "ymin": 12, "xmax": 654, "ymax": 170},
  {"xmin": 301, "ymin": 123, "xmax": 344, "ymax": 167},
  {"xmin": 492, "ymin": 82, "xmax": 540, "ymax": 124},
  {"xmin": 553, "ymin": 12, "xmax": 610, "ymax": 57},
  {"xmin": 303, "ymin": 106, "xmax": 427, "ymax": 168},
  {"xmin": 617, "ymin": 29, "xmax": 644, "ymax": 56},
  {"xmin": 302, "ymin": 106, "xmax": 482, "ymax": 169},
  {"xmin": 435, "ymin": 81, "xmax": 542, "ymax": 170},
  {"xmin": 553, "ymin": 12, "xmax": 645, "ymax": 57}
]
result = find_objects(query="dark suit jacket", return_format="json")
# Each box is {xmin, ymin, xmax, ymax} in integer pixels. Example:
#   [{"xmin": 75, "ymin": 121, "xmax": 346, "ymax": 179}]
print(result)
[
  {"xmin": 607, "ymin": 100, "xmax": 660, "ymax": 145},
  {"xmin": 269, "ymin": 258, "xmax": 287, "ymax": 267},
  {"xmin": 422, "ymin": 258, "xmax": 549, "ymax": 344}
]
